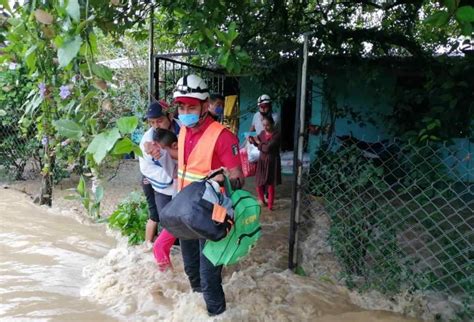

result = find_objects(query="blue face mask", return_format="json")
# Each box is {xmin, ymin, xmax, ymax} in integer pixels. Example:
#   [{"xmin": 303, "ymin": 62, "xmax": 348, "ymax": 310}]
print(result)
[
  {"xmin": 178, "ymin": 113, "xmax": 200, "ymax": 127},
  {"xmin": 215, "ymin": 105, "xmax": 224, "ymax": 115}
]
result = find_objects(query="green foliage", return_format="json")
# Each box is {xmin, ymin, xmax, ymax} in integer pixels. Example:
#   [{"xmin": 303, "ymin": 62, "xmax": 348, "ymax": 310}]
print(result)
[
  {"xmin": 65, "ymin": 175, "xmax": 103, "ymax": 218},
  {"xmin": 391, "ymin": 59, "xmax": 474, "ymax": 142},
  {"xmin": 1, "ymin": 3, "xmax": 113, "ymax": 203},
  {"xmin": 107, "ymin": 192, "xmax": 149, "ymax": 245},
  {"xmin": 53, "ymin": 119, "xmax": 84, "ymax": 140},
  {"xmin": 150, "ymin": 1, "xmax": 473, "ymax": 75},
  {"xmin": 309, "ymin": 141, "xmax": 471, "ymax": 298},
  {"xmin": 0, "ymin": 64, "xmax": 40, "ymax": 180},
  {"xmin": 310, "ymin": 145, "xmax": 405, "ymax": 293},
  {"xmin": 1, "ymin": 3, "xmax": 144, "ymax": 206},
  {"xmin": 117, "ymin": 116, "xmax": 139, "ymax": 135},
  {"xmin": 85, "ymin": 128, "xmax": 121, "ymax": 164},
  {"xmin": 295, "ymin": 266, "xmax": 307, "ymax": 277},
  {"xmin": 84, "ymin": 116, "xmax": 141, "ymax": 165}
]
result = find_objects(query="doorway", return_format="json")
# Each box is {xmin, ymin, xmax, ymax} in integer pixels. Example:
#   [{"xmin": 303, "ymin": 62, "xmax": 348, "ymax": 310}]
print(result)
[{"xmin": 280, "ymin": 97, "xmax": 296, "ymax": 151}]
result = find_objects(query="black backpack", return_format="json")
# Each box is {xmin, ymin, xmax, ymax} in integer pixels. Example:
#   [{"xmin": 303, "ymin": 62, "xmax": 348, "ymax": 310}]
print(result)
[{"xmin": 159, "ymin": 173, "xmax": 233, "ymax": 241}]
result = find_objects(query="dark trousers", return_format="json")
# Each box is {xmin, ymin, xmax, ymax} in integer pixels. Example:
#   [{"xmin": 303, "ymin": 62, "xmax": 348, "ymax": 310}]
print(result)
[
  {"xmin": 181, "ymin": 239, "xmax": 226, "ymax": 315},
  {"xmin": 141, "ymin": 176, "xmax": 159, "ymax": 222}
]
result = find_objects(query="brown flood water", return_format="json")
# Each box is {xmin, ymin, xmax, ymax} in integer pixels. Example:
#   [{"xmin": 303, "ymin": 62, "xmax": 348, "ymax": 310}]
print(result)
[{"xmin": 0, "ymin": 188, "xmax": 420, "ymax": 321}]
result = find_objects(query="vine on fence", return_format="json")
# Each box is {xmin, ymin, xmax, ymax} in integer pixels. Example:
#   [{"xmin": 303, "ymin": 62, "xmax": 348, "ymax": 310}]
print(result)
[{"xmin": 309, "ymin": 141, "xmax": 472, "ymax": 297}]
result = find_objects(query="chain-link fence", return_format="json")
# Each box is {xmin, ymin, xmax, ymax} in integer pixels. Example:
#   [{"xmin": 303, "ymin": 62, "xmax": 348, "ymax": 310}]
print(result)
[
  {"xmin": 0, "ymin": 124, "xmax": 41, "ymax": 182},
  {"xmin": 1, "ymin": 156, "xmax": 142, "ymax": 219},
  {"xmin": 296, "ymin": 137, "xmax": 473, "ymax": 305}
]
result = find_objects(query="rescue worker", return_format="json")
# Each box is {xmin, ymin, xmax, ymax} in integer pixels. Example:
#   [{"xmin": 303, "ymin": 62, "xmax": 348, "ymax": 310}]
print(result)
[
  {"xmin": 173, "ymin": 74, "xmax": 244, "ymax": 316},
  {"xmin": 208, "ymin": 93, "xmax": 225, "ymax": 122},
  {"xmin": 139, "ymin": 101, "xmax": 180, "ymax": 246},
  {"xmin": 249, "ymin": 94, "xmax": 280, "ymax": 134}
]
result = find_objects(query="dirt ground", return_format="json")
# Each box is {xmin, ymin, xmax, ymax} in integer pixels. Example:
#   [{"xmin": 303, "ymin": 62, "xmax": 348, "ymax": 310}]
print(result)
[{"xmin": 5, "ymin": 160, "xmax": 143, "ymax": 216}]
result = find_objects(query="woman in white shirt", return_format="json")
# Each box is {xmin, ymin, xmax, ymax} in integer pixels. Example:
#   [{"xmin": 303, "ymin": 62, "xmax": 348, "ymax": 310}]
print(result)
[{"xmin": 250, "ymin": 94, "xmax": 279, "ymax": 133}]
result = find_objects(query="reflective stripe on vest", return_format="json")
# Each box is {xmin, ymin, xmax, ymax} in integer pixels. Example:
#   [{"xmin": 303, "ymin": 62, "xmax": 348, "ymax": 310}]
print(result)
[{"xmin": 177, "ymin": 121, "xmax": 225, "ymax": 191}]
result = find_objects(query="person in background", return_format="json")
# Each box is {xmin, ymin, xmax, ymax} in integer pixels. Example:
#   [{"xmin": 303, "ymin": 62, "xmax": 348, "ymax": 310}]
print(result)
[
  {"xmin": 249, "ymin": 94, "xmax": 279, "ymax": 134},
  {"xmin": 173, "ymin": 74, "xmax": 244, "ymax": 316},
  {"xmin": 249, "ymin": 114, "xmax": 281, "ymax": 211},
  {"xmin": 139, "ymin": 101, "xmax": 180, "ymax": 247},
  {"xmin": 208, "ymin": 93, "xmax": 225, "ymax": 122}
]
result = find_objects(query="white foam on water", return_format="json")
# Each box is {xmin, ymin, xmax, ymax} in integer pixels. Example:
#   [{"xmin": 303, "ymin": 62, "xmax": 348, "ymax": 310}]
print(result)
[
  {"xmin": 81, "ymin": 227, "xmax": 419, "ymax": 321},
  {"xmin": 1, "ymin": 188, "xmax": 422, "ymax": 321}
]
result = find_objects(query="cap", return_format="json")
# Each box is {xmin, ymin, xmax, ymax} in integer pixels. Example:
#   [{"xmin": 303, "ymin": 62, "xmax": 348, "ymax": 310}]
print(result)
[{"xmin": 146, "ymin": 101, "xmax": 168, "ymax": 119}]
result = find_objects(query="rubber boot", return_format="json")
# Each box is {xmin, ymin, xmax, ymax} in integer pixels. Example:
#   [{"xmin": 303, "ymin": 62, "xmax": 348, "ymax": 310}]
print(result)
[
  {"xmin": 267, "ymin": 185, "xmax": 275, "ymax": 211},
  {"xmin": 256, "ymin": 185, "xmax": 266, "ymax": 206}
]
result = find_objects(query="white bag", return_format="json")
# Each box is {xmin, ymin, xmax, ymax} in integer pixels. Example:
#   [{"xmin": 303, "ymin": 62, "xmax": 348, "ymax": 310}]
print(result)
[{"xmin": 245, "ymin": 140, "xmax": 260, "ymax": 163}]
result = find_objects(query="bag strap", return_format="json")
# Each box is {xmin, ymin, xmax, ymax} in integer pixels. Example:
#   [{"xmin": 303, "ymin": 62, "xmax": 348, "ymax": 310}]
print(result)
[
  {"xmin": 204, "ymin": 168, "xmax": 224, "ymax": 180},
  {"xmin": 203, "ymin": 168, "xmax": 233, "ymax": 197},
  {"xmin": 237, "ymin": 227, "xmax": 261, "ymax": 245}
]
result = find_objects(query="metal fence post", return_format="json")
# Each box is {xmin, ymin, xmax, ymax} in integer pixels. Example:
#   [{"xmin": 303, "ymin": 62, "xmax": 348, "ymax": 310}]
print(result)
[
  {"xmin": 148, "ymin": 2, "xmax": 155, "ymax": 102},
  {"xmin": 289, "ymin": 33, "xmax": 310, "ymax": 270}
]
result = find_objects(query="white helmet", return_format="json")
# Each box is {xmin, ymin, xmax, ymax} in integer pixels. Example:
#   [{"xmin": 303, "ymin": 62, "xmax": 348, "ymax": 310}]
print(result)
[
  {"xmin": 173, "ymin": 74, "xmax": 209, "ymax": 101},
  {"xmin": 257, "ymin": 94, "xmax": 271, "ymax": 105}
]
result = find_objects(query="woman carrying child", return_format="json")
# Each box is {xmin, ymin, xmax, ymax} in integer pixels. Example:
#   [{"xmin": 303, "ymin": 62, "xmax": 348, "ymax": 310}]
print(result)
[{"xmin": 249, "ymin": 114, "xmax": 281, "ymax": 211}]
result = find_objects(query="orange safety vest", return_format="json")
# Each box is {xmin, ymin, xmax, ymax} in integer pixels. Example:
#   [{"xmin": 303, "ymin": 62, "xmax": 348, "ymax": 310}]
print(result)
[{"xmin": 177, "ymin": 121, "xmax": 225, "ymax": 191}]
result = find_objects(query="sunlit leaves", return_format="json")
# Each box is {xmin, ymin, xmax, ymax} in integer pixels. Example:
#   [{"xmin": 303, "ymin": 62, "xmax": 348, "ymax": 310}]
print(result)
[
  {"xmin": 116, "ymin": 116, "xmax": 138, "ymax": 135},
  {"xmin": 111, "ymin": 137, "xmax": 142, "ymax": 157},
  {"xmin": 58, "ymin": 35, "xmax": 82, "ymax": 68},
  {"xmin": 0, "ymin": 0, "xmax": 12, "ymax": 14},
  {"xmin": 24, "ymin": 45, "xmax": 37, "ymax": 70},
  {"xmin": 53, "ymin": 119, "xmax": 83, "ymax": 140},
  {"xmin": 66, "ymin": 0, "xmax": 81, "ymax": 22},
  {"xmin": 86, "ymin": 128, "xmax": 121, "ymax": 164},
  {"xmin": 91, "ymin": 63, "xmax": 113, "ymax": 81}
]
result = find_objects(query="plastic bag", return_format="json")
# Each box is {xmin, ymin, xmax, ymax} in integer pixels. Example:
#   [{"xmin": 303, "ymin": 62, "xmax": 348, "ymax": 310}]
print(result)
[
  {"xmin": 240, "ymin": 146, "xmax": 257, "ymax": 177},
  {"xmin": 245, "ymin": 140, "xmax": 260, "ymax": 163}
]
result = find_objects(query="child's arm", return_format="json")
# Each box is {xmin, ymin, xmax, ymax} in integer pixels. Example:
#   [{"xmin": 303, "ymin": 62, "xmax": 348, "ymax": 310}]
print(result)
[
  {"xmin": 258, "ymin": 132, "xmax": 280, "ymax": 153},
  {"xmin": 156, "ymin": 149, "xmax": 177, "ymax": 179}
]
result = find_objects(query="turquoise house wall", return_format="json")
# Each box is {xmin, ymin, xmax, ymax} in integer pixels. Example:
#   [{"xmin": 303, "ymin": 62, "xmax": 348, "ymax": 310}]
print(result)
[
  {"xmin": 307, "ymin": 67, "xmax": 396, "ymax": 162},
  {"xmin": 327, "ymin": 66, "xmax": 396, "ymax": 142},
  {"xmin": 237, "ymin": 68, "xmax": 472, "ymax": 182}
]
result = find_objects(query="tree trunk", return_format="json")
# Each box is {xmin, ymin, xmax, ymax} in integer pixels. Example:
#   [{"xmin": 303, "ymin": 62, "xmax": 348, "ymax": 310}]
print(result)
[{"xmin": 39, "ymin": 139, "xmax": 54, "ymax": 206}]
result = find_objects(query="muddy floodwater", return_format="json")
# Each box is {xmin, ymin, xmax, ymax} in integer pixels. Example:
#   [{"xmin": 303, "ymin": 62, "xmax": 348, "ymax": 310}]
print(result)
[{"xmin": 0, "ymin": 188, "xmax": 419, "ymax": 321}]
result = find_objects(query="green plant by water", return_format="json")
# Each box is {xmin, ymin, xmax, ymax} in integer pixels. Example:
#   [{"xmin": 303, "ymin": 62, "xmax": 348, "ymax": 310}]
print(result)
[{"xmin": 107, "ymin": 192, "xmax": 149, "ymax": 246}]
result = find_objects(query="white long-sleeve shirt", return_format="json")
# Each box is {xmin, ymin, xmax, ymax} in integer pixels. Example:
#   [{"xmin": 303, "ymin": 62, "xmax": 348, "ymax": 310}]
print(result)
[
  {"xmin": 138, "ymin": 127, "xmax": 175, "ymax": 196},
  {"xmin": 251, "ymin": 111, "xmax": 280, "ymax": 134}
]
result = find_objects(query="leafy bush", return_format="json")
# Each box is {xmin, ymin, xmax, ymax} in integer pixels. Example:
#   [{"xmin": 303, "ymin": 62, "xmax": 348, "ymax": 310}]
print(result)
[{"xmin": 107, "ymin": 192, "xmax": 149, "ymax": 245}]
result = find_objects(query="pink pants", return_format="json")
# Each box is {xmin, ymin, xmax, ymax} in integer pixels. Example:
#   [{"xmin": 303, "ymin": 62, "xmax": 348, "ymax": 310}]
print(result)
[{"xmin": 153, "ymin": 229, "xmax": 176, "ymax": 271}]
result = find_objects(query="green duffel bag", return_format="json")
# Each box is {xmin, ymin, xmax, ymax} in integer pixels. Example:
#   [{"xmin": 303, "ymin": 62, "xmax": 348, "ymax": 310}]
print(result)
[{"xmin": 203, "ymin": 178, "xmax": 261, "ymax": 266}]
